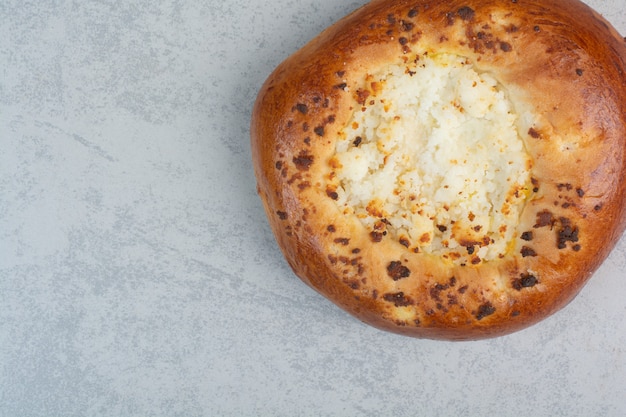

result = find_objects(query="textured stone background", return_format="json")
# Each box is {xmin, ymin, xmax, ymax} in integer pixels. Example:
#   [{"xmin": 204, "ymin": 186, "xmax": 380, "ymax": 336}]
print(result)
[{"xmin": 1, "ymin": 1, "xmax": 625, "ymax": 416}]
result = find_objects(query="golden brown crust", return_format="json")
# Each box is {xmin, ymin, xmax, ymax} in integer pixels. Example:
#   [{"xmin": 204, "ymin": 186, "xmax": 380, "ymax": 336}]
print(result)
[{"xmin": 251, "ymin": 0, "xmax": 626, "ymax": 340}]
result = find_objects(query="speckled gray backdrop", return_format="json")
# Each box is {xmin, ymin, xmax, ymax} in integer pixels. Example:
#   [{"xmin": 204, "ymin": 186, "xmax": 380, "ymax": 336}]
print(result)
[{"xmin": 1, "ymin": 0, "xmax": 625, "ymax": 416}]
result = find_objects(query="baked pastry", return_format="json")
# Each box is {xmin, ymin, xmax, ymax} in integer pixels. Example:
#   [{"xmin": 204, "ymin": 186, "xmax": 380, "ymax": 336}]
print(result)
[{"xmin": 251, "ymin": 0, "xmax": 626, "ymax": 339}]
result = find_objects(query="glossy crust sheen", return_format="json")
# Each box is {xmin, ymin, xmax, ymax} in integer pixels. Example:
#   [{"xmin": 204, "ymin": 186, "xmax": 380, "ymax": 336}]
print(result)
[{"xmin": 251, "ymin": 0, "xmax": 626, "ymax": 340}]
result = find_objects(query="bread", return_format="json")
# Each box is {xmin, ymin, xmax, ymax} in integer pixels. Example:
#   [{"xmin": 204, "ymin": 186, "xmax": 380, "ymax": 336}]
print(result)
[{"xmin": 250, "ymin": 0, "xmax": 626, "ymax": 340}]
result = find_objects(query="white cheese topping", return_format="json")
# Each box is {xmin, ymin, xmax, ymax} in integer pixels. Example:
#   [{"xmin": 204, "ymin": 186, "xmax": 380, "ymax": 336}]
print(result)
[{"xmin": 330, "ymin": 53, "xmax": 532, "ymax": 265}]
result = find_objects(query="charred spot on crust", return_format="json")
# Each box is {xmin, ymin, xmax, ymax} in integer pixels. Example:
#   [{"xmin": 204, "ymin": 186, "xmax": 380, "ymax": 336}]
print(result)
[
  {"xmin": 353, "ymin": 136, "xmax": 363, "ymax": 147},
  {"xmin": 314, "ymin": 126, "xmax": 325, "ymax": 137},
  {"xmin": 447, "ymin": 294, "xmax": 458, "ymax": 306},
  {"xmin": 576, "ymin": 188, "xmax": 585, "ymax": 197},
  {"xmin": 326, "ymin": 187, "xmax": 339, "ymax": 200},
  {"xmin": 512, "ymin": 273, "xmax": 538, "ymax": 290},
  {"xmin": 534, "ymin": 210, "xmax": 555, "ymax": 228},
  {"xmin": 387, "ymin": 261, "xmax": 411, "ymax": 281},
  {"xmin": 475, "ymin": 302, "xmax": 496, "ymax": 320},
  {"xmin": 446, "ymin": 12, "xmax": 456, "ymax": 26},
  {"xmin": 346, "ymin": 280, "xmax": 360, "ymax": 290},
  {"xmin": 327, "ymin": 225, "xmax": 336, "ymax": 233},
  {"xmin": 528, "ymin": 127, "xmax": 541, "ymax": 138},
  {"xmin": 500, "ymin": 42, "xmax": 512, "ymax": 52},
  {"xmin": 295, "ymin": 103, "xmax": 308, "ymax": 114},
  {"xmin": 576, "ymin": 68, "xmax": 584, "ymax": 76},
  {"xmin": 557, "ymin": 219, "xmax": 579, "ymax": 249},
  {"xmin": 521, "ymin": 231, "xmax": 533, "ymax": 241},
  {"xmin": 383, "ymin": 291, "xmax": 413, "ymax": 307},
  {"xmin": 457, "ymin": 6, "xmax": 475, "ymax": 21},
  {"xmin": 276, "ymin": 211, "xmax": 287, "ymax": 220},
  {"xmin": 521, "ymin": 246, "xmax": 537, "ymax": 257},
  {"xmin": 334, "ymin": 237, "xmax": 350, "ymax": 246},
  {"xmin": 400, "ymin": 20, "xmax": 414, "ymax": 32},
  {"xmin": 430, "ymin": 287, "xmax": 442, "ymax": 302},
  {"xmin": 399, "ymin": 36, "xmax": 408, "ymax": 45},
  {"xmin": 408, "ymin": 8, "xmax": 418, "ymax": 18},
  {"xmin": 531, "ymin": 177, "xmax": 540, "ymax": 192},
  {"xmin": 370, "ymin": 231, "xmax": 385, "ymax": 242},
  {"xmin": 430, "ymin": 282, "xmax": 450, "ymax": 303},
  {"xmin": 292, "ymin": 152, "xmax": 314, "ymax": 171}
]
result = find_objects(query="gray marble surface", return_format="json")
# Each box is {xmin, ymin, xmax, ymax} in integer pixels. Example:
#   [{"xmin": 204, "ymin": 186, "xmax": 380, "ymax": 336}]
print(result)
[{"xmin": 2, "ymin": 1, "xmax": 626, "ymax": 416}]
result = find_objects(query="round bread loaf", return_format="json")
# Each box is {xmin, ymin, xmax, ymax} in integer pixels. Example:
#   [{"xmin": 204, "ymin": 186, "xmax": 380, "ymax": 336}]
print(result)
[{"xmin": 251, "ymin": 0, "xmax": 626, "ymax": 340}]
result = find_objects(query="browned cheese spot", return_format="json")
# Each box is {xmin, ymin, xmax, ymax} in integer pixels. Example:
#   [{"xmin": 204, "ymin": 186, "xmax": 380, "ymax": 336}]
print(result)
[{"xmin": 355, "ymin": 89, "xmax": 371, "ymax": 105}]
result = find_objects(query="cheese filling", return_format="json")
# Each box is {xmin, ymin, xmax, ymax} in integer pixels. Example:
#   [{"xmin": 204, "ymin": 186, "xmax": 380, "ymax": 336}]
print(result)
[{"xmin": 329, "ymin": 53, "xmax": 532, "ymax": 265}]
